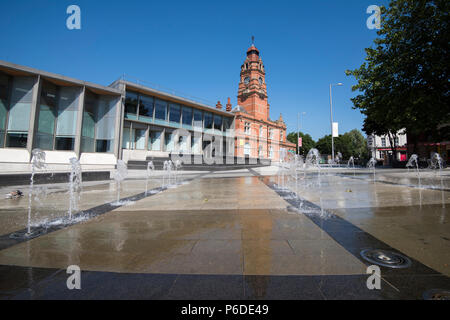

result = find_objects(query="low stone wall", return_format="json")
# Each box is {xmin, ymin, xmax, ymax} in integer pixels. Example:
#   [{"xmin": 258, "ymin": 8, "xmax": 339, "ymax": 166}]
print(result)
[{"xmin": 0, "ymin": 171, "xmax": 111, "ymax": 187}]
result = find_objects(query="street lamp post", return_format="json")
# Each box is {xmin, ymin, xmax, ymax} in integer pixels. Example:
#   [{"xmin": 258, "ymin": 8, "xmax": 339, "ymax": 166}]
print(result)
[
  {"xmin": 329, "ymin": 83, "xmax": 343, "ymax": 163},
  {"xmin": 297, "ymin": 112, "xmax": 306, "ymax": 155}
]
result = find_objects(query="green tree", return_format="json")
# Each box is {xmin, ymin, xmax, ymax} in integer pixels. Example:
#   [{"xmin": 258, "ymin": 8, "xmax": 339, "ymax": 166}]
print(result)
[
  {"xmin": 315, "ymin": 130, "xmax": 370, "ymax": 164},
  {"xmin": 315, "ymin": 135, "xmax": 332, "ymax": 156},
  {"xmin": 287, "ymin": 131, "xmax": 315, "ymax": 157},
  {"xmin": 346, "ymin": 0, "xmax": 450, "ymax": 157}
]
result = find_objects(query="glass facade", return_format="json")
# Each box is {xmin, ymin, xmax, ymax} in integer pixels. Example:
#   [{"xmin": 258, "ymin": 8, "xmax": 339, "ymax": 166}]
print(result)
[
  {"xmin": 192, "ymin": 135, "xmax": 201, "ymax": 154},
  {"xmin": 193, "ymin": 109, "xmax": 203, "ymax": 129},
  {"xmin": 81, "ymin": 91, "xmax": 117, "ymax": 153},
  {"xmin": 165, "ymin": 131, "xmax": 174, "ymax": 152},
  {"xmin": 138, "ymin": 94, "xmax": 154, "ymax": 122},
  {"xmin": 149, "ymin": 130, "xmax": 161, "ymax": 151},
  {"xmin": 122, "ymin": 127, "xmax": 132, "ymax": 149},
  {"xmin": 6, "ymin": 76, "xmax": 35, "ymax": 148},
  {"xmin": 182, "ymin": 107, "xmax": 193, "ymax": 127},
  {"xmin": 169, "ymin": 103, "xmax": 181, "ymax": 125},
  {"xmin": 96, "ymin": 96, "xmax": 117, "ymax": 152},
  {"xmin": 204, "ymin": 112, "xmax": 213, "ymax": 130},
  {"xmin": 36, "ymin": 81, "xmax": 57, "ymax": 150},
  {"xmin": 154, "ymin": 99, "xmax": 167, "ymax": 122},
  {"xmin": 223, "ymin": 117, "xmax": 232, "ymax": 132},
  {"xmin": 179, "ymin": 135, "xmax": 188, "ymax": 153},
  {"xmin": 124, "ymin": 91, "xmax": 138, "ymax": 119},
  {"xmin": 35, "ymin": 81, "xmax": 80, "ymax": 151},
  {"xmin": 134, "ymin": 129, "xmax": 146, "ymax": 150},
  {"xmin": 120, "ymin": 89, "xmax": 236, "ymax": 158},
  {"xmin": 0, "ymin": 73, "xmax": 10, "ymax": 148},
  {"xmin": 55, "ymin": 87, "xmax": 79, "ymax": 150},
  {"xmin": 213, "ymin": 115, "xmax": 222, "ymax": 131}
]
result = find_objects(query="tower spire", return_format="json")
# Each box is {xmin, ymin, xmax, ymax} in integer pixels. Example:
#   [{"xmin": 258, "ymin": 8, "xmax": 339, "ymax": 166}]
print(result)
[{"xmin": 251, "ymin": 35, "xmax": 255, "ymax": 46}]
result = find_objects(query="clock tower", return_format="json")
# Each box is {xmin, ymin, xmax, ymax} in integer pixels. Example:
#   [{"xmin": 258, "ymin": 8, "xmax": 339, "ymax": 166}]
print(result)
[{"xmin": 237, "ymin": 40, "xmax": 270, "ymax": 121}]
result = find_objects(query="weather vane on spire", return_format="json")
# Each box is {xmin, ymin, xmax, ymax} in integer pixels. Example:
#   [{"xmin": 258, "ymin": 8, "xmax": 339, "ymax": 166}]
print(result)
[{"xmin": 251, "ymin": 35, "xmax": 255, "ymax": 46}]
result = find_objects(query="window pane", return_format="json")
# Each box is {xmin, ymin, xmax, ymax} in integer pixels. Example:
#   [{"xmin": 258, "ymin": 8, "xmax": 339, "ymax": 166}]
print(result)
[
  {"xmin": 0, "ymin": 99, "xmax": 7, "ymax": 139},
  {"xmin": 204, "ymin": 112, "xmax": 212, "ymax": 129},
  {"xmin": 191, "ymin": 135, "xmax": 201, "ymax": 154},
  {"xmin": 169, "ymin": 103, "xmax": 180, "ymax": 123},
  {"xmin": 81, "ymin": 110, "xmax": 95, "ymax": 138},
  {"xmin": 0, "ymin": 73, "xmax": 10, "ymax": 134},
  {"xmin": 35, "ymin": 132, "xmax": 53, "ymax": 150},
  {"xmin": 7, "ymin": 76, "xmax": 34, "ymax": 135},
  {"xmin": 56, "ymin": 86, "xmax": 79, "ymax": 137},
  {"xmin": 149, "ymin": 130, "xmax": 161, "ymax": 151},
  {"xmin": 213, "ymin": 115, "xmax": 222, "ymax": 130},
  {"xmin": 124, "ymin": 91, "xmax": 138, "ymax": 116},
  {"xmin": 134, "ymin": 129, "xmax": 146, "ymax": 150},
  {"xmin": 96, "ymin": 139, "xmax": 113, "ymax": 153},
  {"xmin": 6, "ymin": 133, "xmax": 28, "ymax": 148},
  {"xmin": 193, "ymin": 110, "xmax": 203, "ymax": 128},
  {"xmin": 122, "ymin": 127, "xmax": 131, "ymax": 149},
  {"xmin": 139, "ymin": 94, "xmax": 153, "ymax": 120},
  {"xmin": 96, "ymin": 96, "xmax": 117, "ymax": 140},
  {"xmin": 81, "ymin": 136, "xmax": 95, "ymax": 153},
  {"xmin": 182, "ymin": 107, "xmax": 192, "ymax": 125},
  {"xmin": 155, "ymin": 99, "xmax": 167, "ymax": 121},
  {"xmin": 178, "ymin": 135, "xmax": 189, "ymax": 153},
  {"xmin": 55, "ymin": 137, "xmax": 75, "ymax": 151},
  {"xmin": 223, "ymin": 117, "xmax": 232, "ymax": 131},
  {"xmin": 165, "ymin": 132, "xmax": 174, "ymax": 152}
]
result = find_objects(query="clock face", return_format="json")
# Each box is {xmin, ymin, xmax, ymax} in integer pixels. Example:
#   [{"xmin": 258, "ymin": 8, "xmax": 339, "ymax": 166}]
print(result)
[{"xmin": 244, "ymin": 77, "xmax": 250, "ymax": 84}]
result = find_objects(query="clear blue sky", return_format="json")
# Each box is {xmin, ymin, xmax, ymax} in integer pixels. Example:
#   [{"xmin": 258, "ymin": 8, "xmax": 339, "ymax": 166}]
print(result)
[{"xmin": 0, "ymin": 0, "xmax": 389, "ymax": 141}]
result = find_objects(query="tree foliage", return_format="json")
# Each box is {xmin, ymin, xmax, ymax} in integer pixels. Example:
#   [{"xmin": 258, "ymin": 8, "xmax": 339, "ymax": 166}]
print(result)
[
  {"xmin": 346, "ymin": 0, "xmax": 450, "ymax": 153},
  {"xmin": 287, "ymin": 131, "xmax": 315, "ymax": 157},
  {"xmin": 315, "ymin": 130, "xmax": 370, "ymax": 163},
  {"xmin": 288, "ymin": 129, "xmax": 370, "ymax": 163}
]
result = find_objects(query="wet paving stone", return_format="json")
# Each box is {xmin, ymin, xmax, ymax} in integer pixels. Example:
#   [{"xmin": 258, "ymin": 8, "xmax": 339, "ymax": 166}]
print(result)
[
  {"xmin": 0, "ymin": 171, "xmax": 449, "ymax": 300},
  {"xmin": 244, "ymin": 275, "xmax": 324, "ymax": 300}
]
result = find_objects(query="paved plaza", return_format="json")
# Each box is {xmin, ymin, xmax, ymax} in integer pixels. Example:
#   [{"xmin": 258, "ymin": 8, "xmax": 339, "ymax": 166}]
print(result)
[{"xmin": 0, "ymin": 167, "xmax": 449, "ymax": 299}]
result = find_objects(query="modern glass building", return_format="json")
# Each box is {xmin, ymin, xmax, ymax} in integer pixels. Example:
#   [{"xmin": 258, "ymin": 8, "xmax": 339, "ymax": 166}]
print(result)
[
  {"xmin": 0, "ymin": 60, "xmax": 235, "ymax": 168},
  {"xmin": 110, "ymin": 79, "xmax": 235, "ymax": 163}
]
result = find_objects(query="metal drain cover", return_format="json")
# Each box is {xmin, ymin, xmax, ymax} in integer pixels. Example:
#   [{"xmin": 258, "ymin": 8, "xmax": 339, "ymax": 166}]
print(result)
[
  {"xmin": 423, "ymin": 289, "xmax": 450, "ymax": 300},
  {"xmin": 360, "ymin": 249, "xmax": 412, "ymax": 268}
]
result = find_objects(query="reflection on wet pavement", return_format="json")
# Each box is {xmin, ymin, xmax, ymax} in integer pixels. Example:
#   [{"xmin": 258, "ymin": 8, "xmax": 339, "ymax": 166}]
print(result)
[
  {"xmin": 0, "ymin": 169, "xmax": 449, "ymax": 299},
  {"xmin": 274, "ymin": 173, "xmax": 450, "ymax": 276},
  {"xmin": 0, "ymin": 177, "xmax": 366, "ymax": 276}
]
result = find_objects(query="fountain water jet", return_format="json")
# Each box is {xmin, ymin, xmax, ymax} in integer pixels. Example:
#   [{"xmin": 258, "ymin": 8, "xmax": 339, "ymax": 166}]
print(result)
[
  {"xmin": 367, "ymin": 157, "xmax": 377, "ymax": 183},
  {"xmin": 335, "ymin": 152, "xmax": 343, "ymax": 166},
  {"xmin": 305, "ymin": 148, "xmax": 321, "ymax": 187},
  {"xmin": 174, "ymin": 160, "xmax": 182, "ymax": 185},
  {"xmin": 26, "ymin": 149, "xmax": 47, "ymax": 236},
  {"xmin": 406, "ymin": 154, "xmax": 421, "ymax": 188},
  {"xmin": 68, "ymin": 157, "xmax": 82, "ymax": 220},
  {"xmin": 347, "ymin": 156, "xmax": 356, "ymax": 176},
  {"xmin": 113, "ymin": 160, "xmax": 128, "ymax": 205},
  {"xmin": 163, "ymin": 160, "xmax": 174, "ymax": 188},
  {"xmin": 430, "ymin": 153, "xmax": 445, "ymax": 208},
  {"xmin": 145, "ymin": 161, "xmax": 155, "ymax": 194}
]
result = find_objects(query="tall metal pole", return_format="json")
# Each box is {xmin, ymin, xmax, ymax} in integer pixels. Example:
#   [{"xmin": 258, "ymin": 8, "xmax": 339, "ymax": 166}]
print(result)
[
  {"xmin": 297, "ymin": 113, "xmax": 300, "ymax": 154},
  {"xmin": 329, "ymin": 84, "xmax": 334, "ymax": 163}
]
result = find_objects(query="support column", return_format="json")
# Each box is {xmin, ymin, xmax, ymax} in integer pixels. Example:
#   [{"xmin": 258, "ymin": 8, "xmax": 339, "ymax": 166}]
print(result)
[
  {"xmin": 116, "ymin": 82, "xmax": 125, "ymax": 160},
  {"xmin": 113, "ymin": 91, "xmax": 124, "ymax": 160},
  {"xmin": 27, "ymin": 75, "xmax": 41, "ymax": 160},
  {"xmin": 74, "ymin": 86, "xmax": 86, "ymax": 159}
]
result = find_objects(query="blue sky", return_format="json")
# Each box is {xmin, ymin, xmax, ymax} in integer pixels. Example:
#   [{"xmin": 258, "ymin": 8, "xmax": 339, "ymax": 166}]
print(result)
[{"xmin": 0, "ymin": 0, "xmax": 389, "ymax": 140}]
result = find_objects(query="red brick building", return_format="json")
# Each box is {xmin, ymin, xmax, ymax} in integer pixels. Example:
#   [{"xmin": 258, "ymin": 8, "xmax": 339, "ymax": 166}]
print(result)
[{"xmin": 231, "ymin": 44, "xmax": 295, "ymax": 161}]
